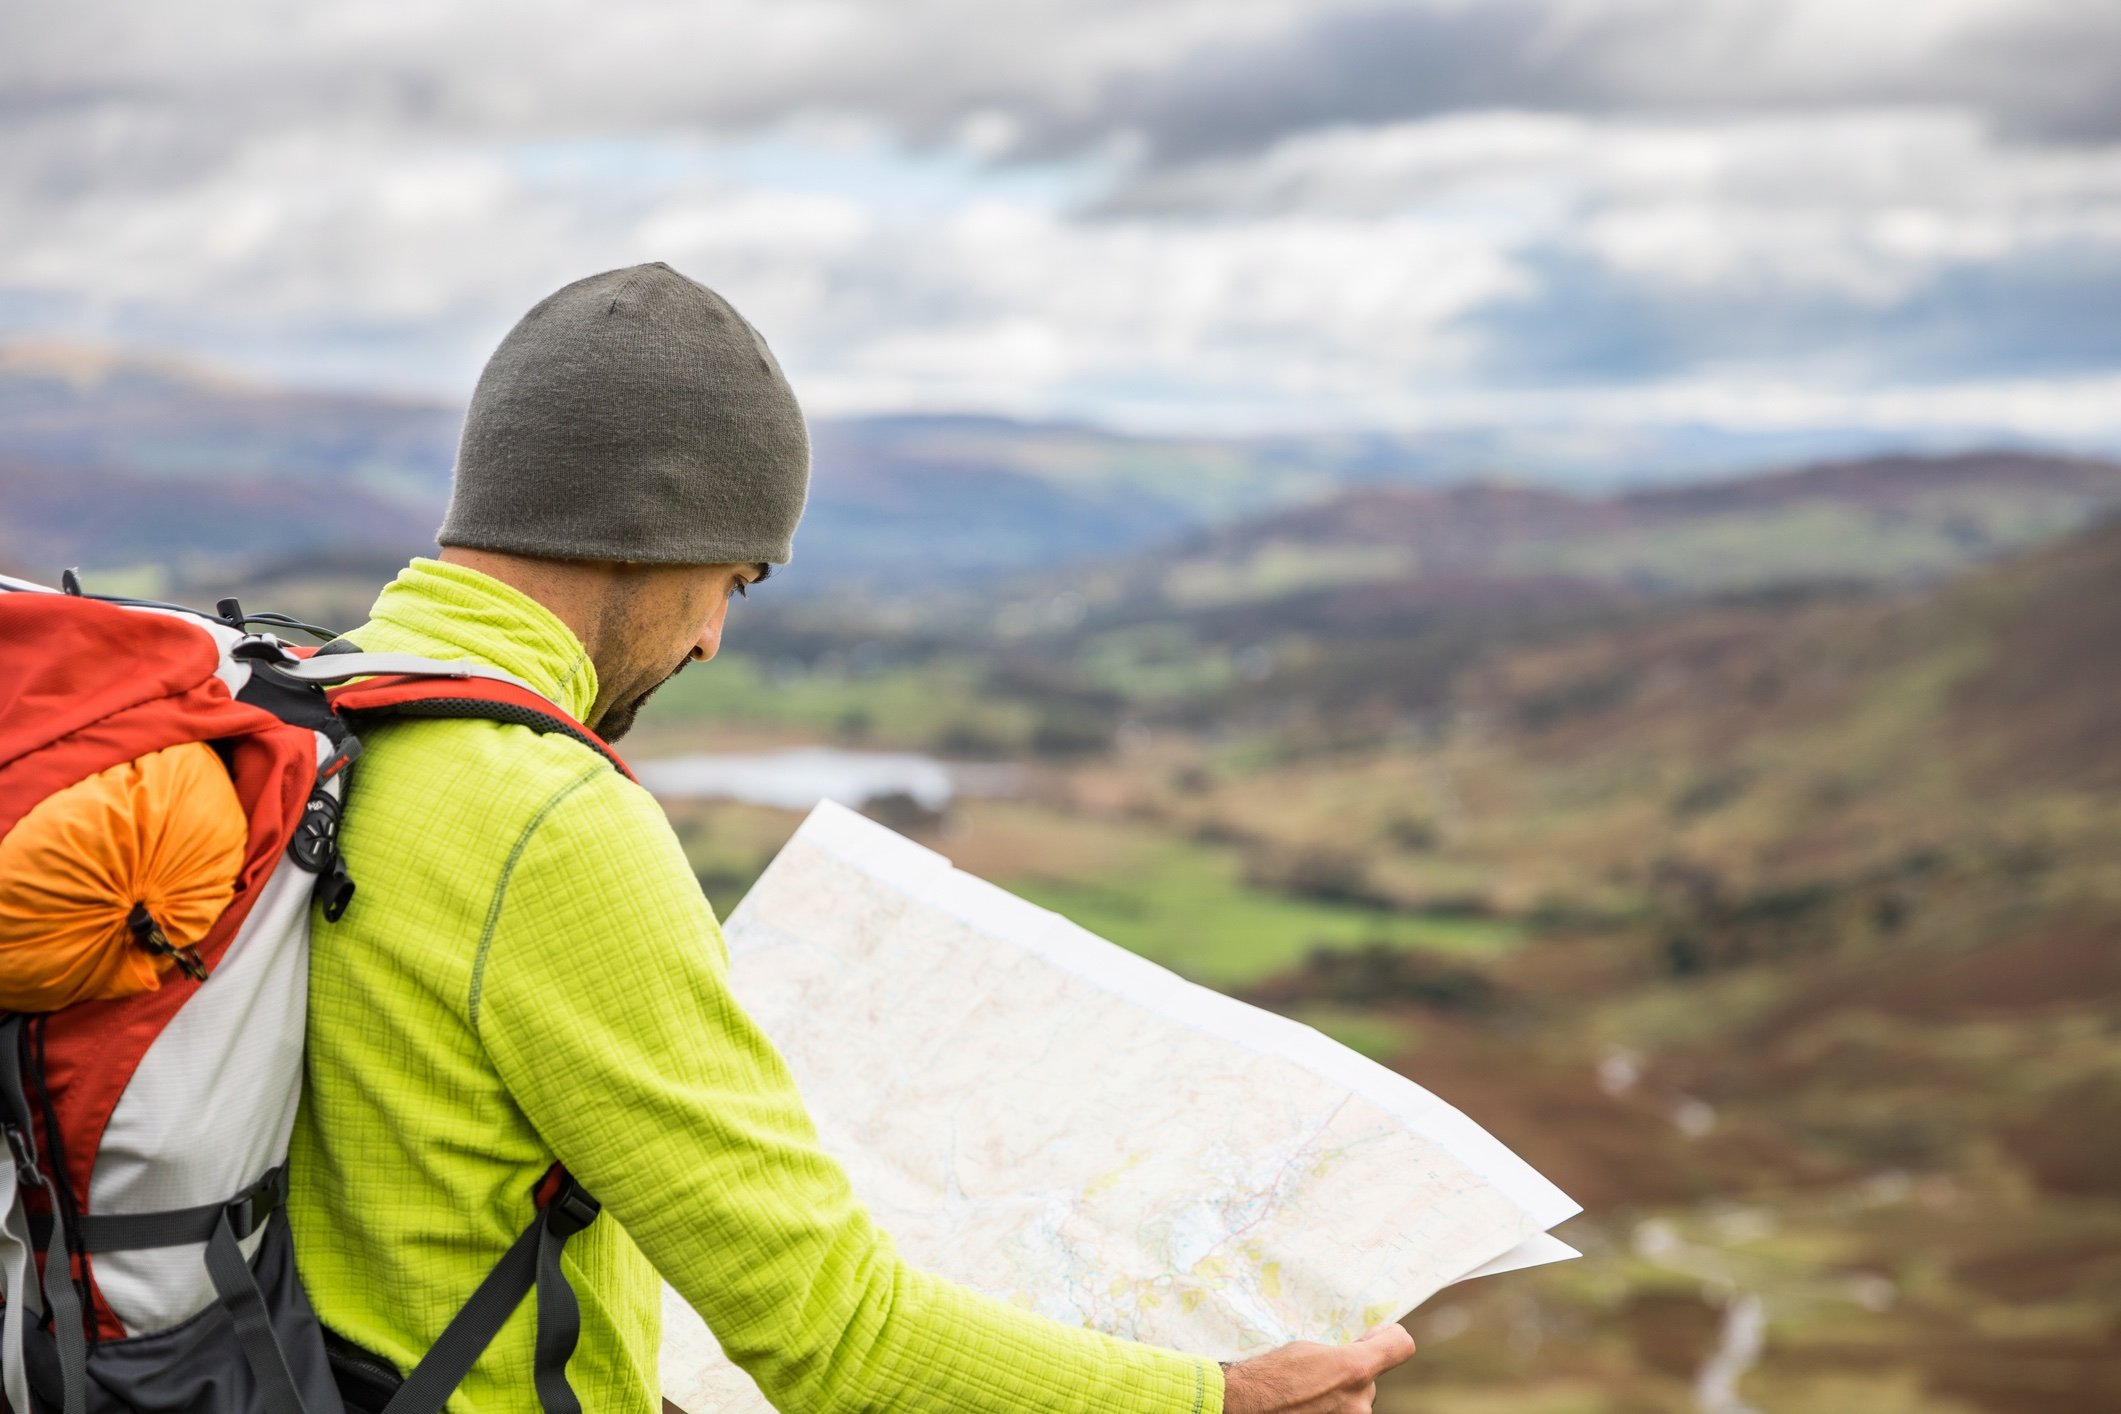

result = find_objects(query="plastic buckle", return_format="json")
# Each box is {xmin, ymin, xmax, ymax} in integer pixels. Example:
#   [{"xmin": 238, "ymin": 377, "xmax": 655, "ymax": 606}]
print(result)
[
  {"xmin": 552, "ymin": 1187, "xmax": 600, "ymax": 1235},
  {"xmin": 316, "ymin": 861, "xmax": 357, "ymax": 923},
  {"xmin": 3, "ymin": 1124, "xmax": 41, "ymax": 1189},
  {"xmin": 230, "ymin": 633, "xmax": 295, "ymax": 665},
  {"xmin": 226, "ymin": 1176, "xmax": 280, "ymax": 1240},
  {"xmin": 541, "ymin": 1175, "xmax": 600, "ymax": 1238}
]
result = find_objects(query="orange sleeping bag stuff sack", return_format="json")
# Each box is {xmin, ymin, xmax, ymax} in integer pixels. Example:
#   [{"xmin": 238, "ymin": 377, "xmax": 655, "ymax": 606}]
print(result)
[{"xmin": 0, "ymin": 739, "xmax": 250, "ymax": 1010}]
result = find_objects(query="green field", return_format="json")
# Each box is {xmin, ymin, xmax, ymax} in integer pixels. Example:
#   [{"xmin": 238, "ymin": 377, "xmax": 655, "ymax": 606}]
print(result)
[{"xmin": 1008, "ymin": 833, "xmax": 1526, "ymax": 989}]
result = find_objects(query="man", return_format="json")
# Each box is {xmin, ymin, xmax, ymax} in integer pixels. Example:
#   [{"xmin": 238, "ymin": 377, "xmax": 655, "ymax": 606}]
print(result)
[{"xmin": 287, "ymin": 262, "xmax": 1417, "ymax": 1413}]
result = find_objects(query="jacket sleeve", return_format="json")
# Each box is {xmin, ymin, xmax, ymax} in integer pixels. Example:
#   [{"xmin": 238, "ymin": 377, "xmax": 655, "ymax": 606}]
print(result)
[{"xmin": 472, "ymin": 774, "xmax": 1223, "ymax": 1414}]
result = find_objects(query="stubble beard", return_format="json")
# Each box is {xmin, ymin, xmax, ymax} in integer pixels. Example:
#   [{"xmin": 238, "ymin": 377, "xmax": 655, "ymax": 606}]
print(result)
[{"xmin": 593, "ymin": 652, "xmax": 692, "ymax": 743}]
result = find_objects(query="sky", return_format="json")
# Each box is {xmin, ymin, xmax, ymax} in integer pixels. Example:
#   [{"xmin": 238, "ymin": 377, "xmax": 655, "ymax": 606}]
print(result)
[{"xmin": 6, "ymin": 0, "xmax": 2121, "ymax": 443}]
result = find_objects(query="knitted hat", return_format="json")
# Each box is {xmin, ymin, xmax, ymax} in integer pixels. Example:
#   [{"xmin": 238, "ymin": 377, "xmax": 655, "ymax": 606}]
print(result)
[{"xmin": 437, "ymin": 263, "xmax": 810, "ymax": 565}]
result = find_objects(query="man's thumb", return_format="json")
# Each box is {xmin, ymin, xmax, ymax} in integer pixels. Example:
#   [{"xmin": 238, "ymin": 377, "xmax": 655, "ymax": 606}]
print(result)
[{"xmin": 1353, "ymin": 1321, "xmax": 1416, "ymax": 1372}]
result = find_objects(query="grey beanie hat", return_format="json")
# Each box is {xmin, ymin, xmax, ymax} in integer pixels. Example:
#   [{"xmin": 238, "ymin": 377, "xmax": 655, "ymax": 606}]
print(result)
[{"xmin": 437, "ymin": 262, "xmax": 810, "ymax": 565}]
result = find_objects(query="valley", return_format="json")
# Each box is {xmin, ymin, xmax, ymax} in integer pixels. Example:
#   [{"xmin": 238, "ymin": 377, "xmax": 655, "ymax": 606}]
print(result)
[{"xmin": 6, "ymin": 344, "xmax": 2117, "ymax": 1410}]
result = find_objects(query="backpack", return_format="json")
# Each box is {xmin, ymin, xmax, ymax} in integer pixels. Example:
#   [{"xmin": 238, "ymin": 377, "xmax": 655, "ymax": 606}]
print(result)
[{"xmin": 0, "ymin": 573, "xmax": 632, "ymax": 1414}]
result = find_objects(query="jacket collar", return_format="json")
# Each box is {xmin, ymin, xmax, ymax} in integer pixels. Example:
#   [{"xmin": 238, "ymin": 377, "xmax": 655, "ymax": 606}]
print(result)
[{"xmin": 355, "ymin": 558, "xmax": 599, "ymax": 725}]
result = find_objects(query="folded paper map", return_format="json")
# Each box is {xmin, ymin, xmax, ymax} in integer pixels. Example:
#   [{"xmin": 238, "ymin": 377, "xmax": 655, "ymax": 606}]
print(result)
[{"xmin": 663, "ymin": 801, "xmax": 1579, "ymax": 1411}]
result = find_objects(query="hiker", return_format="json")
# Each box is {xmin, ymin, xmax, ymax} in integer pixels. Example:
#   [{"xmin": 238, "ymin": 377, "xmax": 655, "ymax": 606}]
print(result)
[{"xmin": 288, "ymin": 262, "xmax": 1418, "ymax": 1413}]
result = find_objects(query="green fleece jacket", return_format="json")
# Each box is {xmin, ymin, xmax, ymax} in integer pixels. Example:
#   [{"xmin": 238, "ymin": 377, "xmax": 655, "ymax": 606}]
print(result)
[{"xmin": 286, "ymin": 559, "xmax": 1222, "ymax": 1414}]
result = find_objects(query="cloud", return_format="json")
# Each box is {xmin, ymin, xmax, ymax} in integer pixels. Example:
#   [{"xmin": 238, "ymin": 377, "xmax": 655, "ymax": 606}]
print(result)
[
  {"xmin": 2, "ymin": 0, "xmax": 2119, "ymax": 447},
  {"xmin": 10, "ymin": 1, "xmax": 2120, "ymax": 172},
  {"xmin": 1118, "ymin": 108, "xmax": 2121, "ymax": 384},
  {"xmin": 1036, "ymin": 0, "xmax": 2121, "ymax": 162}
]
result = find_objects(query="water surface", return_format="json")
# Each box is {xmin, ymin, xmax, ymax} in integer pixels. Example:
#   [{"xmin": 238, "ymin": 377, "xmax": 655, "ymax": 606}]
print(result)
[{"xmin": 635, "ymin": 747, "xmax": 1019, "ymax": 812}]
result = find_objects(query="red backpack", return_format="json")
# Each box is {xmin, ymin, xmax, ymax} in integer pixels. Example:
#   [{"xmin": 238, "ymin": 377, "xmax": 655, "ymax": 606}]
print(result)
[{"xmin": 0, "ymin": 574, "xmax": 629, "ymax": 1414}]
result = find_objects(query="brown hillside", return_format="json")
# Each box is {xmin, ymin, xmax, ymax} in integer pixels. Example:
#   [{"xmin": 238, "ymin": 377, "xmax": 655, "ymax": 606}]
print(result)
[
  {"xmin": 1462, "ymin": 512, "xmax": 2121, "ymax": 797},
  {"xmin": 1948, "ymin": 513, "xmax": 2121, "ymax": 789}
]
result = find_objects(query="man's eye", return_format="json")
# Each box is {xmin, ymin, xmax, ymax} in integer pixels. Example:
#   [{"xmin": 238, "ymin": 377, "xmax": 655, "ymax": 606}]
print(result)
[{"xmin": 730, "ymin": 580, "xmax": 749, "ymax": 599}]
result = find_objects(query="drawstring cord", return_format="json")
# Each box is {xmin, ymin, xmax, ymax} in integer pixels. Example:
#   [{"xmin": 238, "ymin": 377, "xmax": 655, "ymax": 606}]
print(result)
[{"xmin": 127, "ymin": 904, "xmax": 209, "ymax": 983}]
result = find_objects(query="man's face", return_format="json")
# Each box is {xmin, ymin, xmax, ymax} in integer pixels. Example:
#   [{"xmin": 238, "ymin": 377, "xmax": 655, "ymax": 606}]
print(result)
[{"xmin": 591, "ymin": 560, "xmax": 768, "ymax": 741}]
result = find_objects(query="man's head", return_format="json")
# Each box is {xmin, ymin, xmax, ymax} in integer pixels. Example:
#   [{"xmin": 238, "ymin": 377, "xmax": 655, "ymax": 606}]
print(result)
[{"xmin": 434, "ymin": 263, "xmax": 809, "ymax": 739}]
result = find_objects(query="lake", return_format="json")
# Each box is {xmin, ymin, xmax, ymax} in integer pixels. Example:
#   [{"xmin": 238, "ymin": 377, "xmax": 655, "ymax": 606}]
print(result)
[{"xmin": 634, "ymin": 747, "xmax": 1021, "ymax": 812}]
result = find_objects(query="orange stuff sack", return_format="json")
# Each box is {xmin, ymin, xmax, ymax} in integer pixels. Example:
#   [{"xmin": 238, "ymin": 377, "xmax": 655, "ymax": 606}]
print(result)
[{"xmin": 0, "ymin": 740, "xmax": 249, "ymax": 1010}]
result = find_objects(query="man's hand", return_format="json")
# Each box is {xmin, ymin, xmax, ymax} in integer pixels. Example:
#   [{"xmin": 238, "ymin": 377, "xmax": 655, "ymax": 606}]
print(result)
[{"xmin": 1221, "ymin": 1322, "xmax": 1417, "ymax": 1414}]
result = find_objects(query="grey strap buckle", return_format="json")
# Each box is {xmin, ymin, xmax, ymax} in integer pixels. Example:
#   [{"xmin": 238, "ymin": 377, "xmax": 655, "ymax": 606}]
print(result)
[
  {"xmin": 225, "ymin": 1171, "xmax": 284, "ymax": 1243},
  {"xmin": 1, "ymin": 1127, "xmax": 40, "ymax": 1192}
]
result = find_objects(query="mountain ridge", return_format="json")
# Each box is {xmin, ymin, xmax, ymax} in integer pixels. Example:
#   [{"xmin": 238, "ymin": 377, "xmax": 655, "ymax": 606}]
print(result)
[{"xmin": 6, "ymin": 340, "xmax": 2117, "ymax": 598}]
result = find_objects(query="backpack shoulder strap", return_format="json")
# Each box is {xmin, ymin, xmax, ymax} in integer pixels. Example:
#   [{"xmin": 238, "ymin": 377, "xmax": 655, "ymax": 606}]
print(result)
[
  {"xmin": 358, "ymin": 1166, "xmax": 598, "ymax": 1414},
  {"xmin": 320, "ymin": 671, "xmax": 637, "ymax": 785},
  {"xmin": 270, "ymin": 650, "xmax": 542, "ymax": 697},
  {"xmin": 275, "ymin": 641, "xmax": 635, "ymax": 784}
]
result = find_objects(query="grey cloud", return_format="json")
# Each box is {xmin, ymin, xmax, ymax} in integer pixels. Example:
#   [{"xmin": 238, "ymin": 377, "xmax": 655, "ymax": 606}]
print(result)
[
  {"xmin": 1054, "ymin": 0, "xmax": 2121, "ymax": 168},
  {"xmin": 1027, "ymin": 1, "xmax": 1607, "ymax": 164},
  {"xmin": 1963, "ymin": 4, "xmax": 2121, "ymax": 144},
  {"xmin": 9, "ymin": 1, "xmax": 2121, "ymax": 190}
]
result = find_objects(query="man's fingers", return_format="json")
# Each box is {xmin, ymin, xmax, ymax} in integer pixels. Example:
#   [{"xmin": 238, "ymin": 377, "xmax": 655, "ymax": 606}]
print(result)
[
  {"xmin": 1224, "ymin": 1331, "xmax": 1415, "ymax": 1413},
  {"xmin": 1350, "ymin": 1322, "xmax": 1416, "ymax": 1377}
]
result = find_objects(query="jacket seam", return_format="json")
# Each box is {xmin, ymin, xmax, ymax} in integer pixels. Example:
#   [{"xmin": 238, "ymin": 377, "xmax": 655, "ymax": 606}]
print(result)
[
  {"xmin": 468, "ymin": 762, "xmax": 606, "ymax": 1034},
  {"xmin": 552, "ymin": 650, "xmax": 592, "ymax": 703}
]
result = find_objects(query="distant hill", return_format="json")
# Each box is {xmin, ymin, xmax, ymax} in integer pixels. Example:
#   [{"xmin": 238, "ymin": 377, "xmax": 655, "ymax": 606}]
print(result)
[
  {"xmin": 4, "ymin": 340, "xmax": 2115, "ymax": 595},
  {"xmin": 0, "ymin": 457, "xmax": 438, "ymax": 580},
  {"xmin": 0, "ymin": 343, "xmax": 1357, "ymax": 583},
  {"xmin": 0, "ymin": 342, "xmax": 460, "ymax": 500},
  {"xmin": 0, "ymin": 343, "xmax": 456, "ymax": 583},
  {"xmin": 801, "ymin": 414, "xmax": 1340, "ymax": 584},
  {"xmin": 1104, "ymin": 450, "xmax": 2121, "ymax": 617}
]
